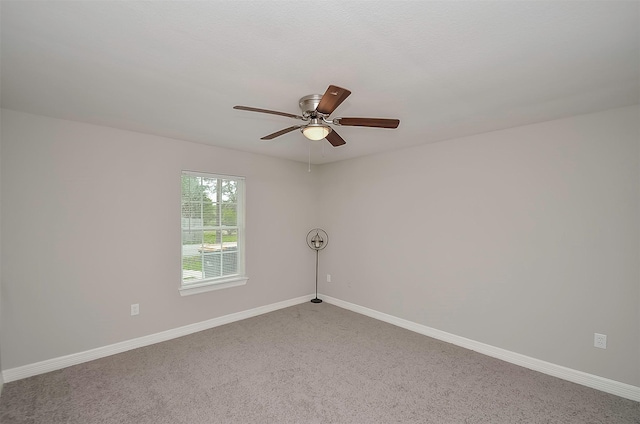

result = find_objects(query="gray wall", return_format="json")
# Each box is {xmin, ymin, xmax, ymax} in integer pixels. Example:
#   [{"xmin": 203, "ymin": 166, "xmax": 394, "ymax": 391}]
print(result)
[
  {"xmin": 0, "ymin": 109, "xmax": 319, "ymax": 369},
  {"xmin": 0, "ymin": 107, "xmax": 3, "ymax": 394},
  {"xmin": 319, "ymin": 105, "xmax": 640, "ymax": 386},
  {"xmin": 0, "ymin": 2, "xmax": 4, "ymax": 392},
  {"xmin": 1, "ymin": 106, "xmax": 638, "ymax": 388}
]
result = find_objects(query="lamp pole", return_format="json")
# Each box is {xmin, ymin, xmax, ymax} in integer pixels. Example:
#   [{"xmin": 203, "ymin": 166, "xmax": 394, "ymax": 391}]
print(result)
[
  {"xmin": 312, "ymin": 248, "xmax": 322, "ymax": 303},
  {"xmin": 307, "ymin": 228, "xmax": 328, "ymax": 304}
]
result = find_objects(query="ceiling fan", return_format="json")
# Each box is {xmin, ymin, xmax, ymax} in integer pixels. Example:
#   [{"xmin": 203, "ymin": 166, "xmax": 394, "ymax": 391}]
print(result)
[{"xmin": 233, "ymin": 85, "xmax": 400, "ymax": 147}]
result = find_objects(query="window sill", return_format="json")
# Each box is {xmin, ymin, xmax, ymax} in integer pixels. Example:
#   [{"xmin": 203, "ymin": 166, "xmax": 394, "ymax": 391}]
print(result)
[{"xmin": 179, "ymin": 276, "xmax": 248, "ymax": 296}]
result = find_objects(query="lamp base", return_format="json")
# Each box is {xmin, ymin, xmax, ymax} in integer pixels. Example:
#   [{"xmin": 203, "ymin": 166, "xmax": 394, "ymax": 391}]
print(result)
[{"xmin": 310, "ymin": 298, "xmax": 323, "ymax": 303}]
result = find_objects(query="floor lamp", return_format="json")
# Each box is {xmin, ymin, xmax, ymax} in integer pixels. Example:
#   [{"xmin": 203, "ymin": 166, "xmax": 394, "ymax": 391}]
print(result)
[{"xmin": 306, "ymin": 228, "xmax": 328, "ymax": 303}]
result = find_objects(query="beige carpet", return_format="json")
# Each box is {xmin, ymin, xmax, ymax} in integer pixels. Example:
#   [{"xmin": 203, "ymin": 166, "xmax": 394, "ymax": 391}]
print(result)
[{"xmin": 0, "ymin": 302, "xmax": 638, "ymax": 423}]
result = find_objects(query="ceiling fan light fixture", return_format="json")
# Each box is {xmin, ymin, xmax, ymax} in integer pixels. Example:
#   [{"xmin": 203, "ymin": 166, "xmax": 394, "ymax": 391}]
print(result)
[{"xmin": 302, "ymin": 124, "xmax": 330, "ymax": 141}]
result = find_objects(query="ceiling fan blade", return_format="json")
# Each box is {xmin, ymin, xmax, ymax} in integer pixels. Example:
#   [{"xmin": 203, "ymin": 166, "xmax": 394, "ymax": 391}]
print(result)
[
  {"xmin": 334, "ymin": 117, "xmax": 400, "ymax": 129},
  {"xmin": 234, "ymin": 105, "xmax": 304, "ymax": 120},
  {"xmin": 316, "ymin": 85, "xmax": 351, "ymax": 116},
  {"xmin": 260, "ymin": 125, "xmax": 304, "ymax": 140},
  {"xmin": 326, "ymin": 129, "xmax": 346, "ymax": 147}
]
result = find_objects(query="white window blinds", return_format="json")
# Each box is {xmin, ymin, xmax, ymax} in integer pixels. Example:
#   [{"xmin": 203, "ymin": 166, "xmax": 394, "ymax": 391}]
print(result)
[{"xmin": 181, "ymin": 172, "xmax": 245, "ymax": 289}]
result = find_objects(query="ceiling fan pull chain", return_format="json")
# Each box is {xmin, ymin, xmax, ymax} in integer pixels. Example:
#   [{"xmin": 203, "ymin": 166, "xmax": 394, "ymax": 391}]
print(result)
[{"xmin": 308, "ymin": 143, "xmax": 311, "ymax": 172}]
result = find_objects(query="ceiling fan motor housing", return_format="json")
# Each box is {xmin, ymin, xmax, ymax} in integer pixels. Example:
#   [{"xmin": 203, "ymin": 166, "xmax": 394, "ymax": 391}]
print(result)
[{"xmin": 299, "ymin": 94, "xmax": 324, "ymax": 117}]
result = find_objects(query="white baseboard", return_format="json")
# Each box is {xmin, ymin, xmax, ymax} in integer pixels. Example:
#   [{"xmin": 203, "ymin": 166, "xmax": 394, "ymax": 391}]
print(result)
[
  {"xmin": 4, "ymin": 293, "xmax": 639, "ymax": 403},
  {"xmin": 2, "ymin": 294, "xmax": 313, "ymax": 383},
  {"xmin": 321, "ymin": 295, "xmax": 640, "ymax": 403}
]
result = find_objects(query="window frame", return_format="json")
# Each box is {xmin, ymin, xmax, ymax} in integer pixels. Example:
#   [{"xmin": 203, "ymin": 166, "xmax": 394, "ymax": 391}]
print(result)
[{"xmin": 180, "ymin": 171, "xmax": 247, "ymax": 296}]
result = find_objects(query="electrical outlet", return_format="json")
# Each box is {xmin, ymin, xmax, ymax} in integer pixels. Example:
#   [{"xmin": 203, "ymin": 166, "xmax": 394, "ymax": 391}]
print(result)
[
  {"xmin": 327, "ymin": 274, "xmax": 332, "ymax": 283},
  {"xmin": 594, "ymin": 333, "xmax": 607, "ymax": 349},
  {"xmin": 131, "ymin": 303, "xmax": 140, "ymax": 316}
]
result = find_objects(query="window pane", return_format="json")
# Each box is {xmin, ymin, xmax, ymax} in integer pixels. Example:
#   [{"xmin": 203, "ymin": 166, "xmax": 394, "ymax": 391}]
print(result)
[
  {"xmin": 182, "ymin": 229, "xmax": 203, "ymax": 245},
  {"xmin": 181, "ymin": 175, "xmax": 201, "ymax": 212},
  {"xmin": 203, "ymin": 252, "xmax": 222, "ymax": 279},
  {"xmin": 221, "ymin": 204, "xmax": 237, "ymax": 226},
  {"xmin": 222, "ymin": 250, "xmax": 237, "ymax": 276},
  {"xmin": 204, "ymin": 202, "xmax": 218, "ymax": 227},
  {"xmin": 182, "ymin": 252, "xmax": 202, "ymax": 282},
  {"xmin": 203, "ymin": 230, "xmax": 217, "ymax": 244},
  {"xmin": 222, "ymin": 180, "xmax": 237, "ymax": 203},
  {"xmin": 223, "ymin": 228, "xmax": 238, "ymax": 244},
  {"xmin": 203, "ymin": 178, "xmax": 217, "ymax": 199},
  {"xmin": 182, "ymin": 202, "xmax": 202, "ymax": 222}
]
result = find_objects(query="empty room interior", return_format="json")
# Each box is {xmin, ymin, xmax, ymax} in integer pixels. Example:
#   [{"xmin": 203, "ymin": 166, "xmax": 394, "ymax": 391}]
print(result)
[{"xmin": 0, "ymin": 1, "xmax": 639, "ymax": 423}]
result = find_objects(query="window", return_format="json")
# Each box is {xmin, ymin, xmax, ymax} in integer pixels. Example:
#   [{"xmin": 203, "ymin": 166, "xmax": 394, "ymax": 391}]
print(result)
[{"xmin": 180, "ymin": 171, "xmax": 246, "ymax": 295}]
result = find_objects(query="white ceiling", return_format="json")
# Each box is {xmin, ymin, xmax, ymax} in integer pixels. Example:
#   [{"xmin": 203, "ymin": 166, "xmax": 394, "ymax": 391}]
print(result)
[{"xmin": 1, "ymin": 1, "xmax": 638, "ymax": 164}]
